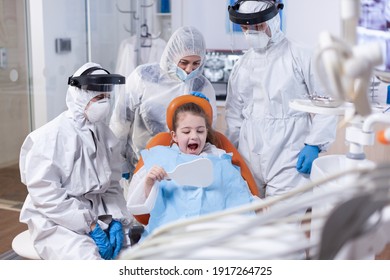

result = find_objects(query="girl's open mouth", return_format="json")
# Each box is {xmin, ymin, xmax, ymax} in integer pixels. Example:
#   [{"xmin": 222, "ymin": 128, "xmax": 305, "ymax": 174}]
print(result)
[{"xmin": 188, "ymin": 143, "xmax": 198, "ymax": 151}]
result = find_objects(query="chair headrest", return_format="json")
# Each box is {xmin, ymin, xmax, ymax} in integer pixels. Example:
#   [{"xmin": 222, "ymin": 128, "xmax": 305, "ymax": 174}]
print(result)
[{"xmin": 166, "ymin": 95, "xmax": 213, "ymax": 131}]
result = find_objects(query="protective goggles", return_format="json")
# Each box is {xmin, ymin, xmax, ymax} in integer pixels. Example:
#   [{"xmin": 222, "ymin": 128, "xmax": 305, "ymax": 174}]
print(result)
[
  {"xmin": 68, "ymin": 66, "xmax": 125, "ymax": 92},
  {"xmin": 228, "ymin": 0, "xmax": 284, "ymax": 25}
]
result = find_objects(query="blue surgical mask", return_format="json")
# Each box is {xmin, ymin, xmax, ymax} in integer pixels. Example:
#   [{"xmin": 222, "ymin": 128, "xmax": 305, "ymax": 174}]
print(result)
[{"xmin": 175, "ymin": 67, "xmax": 200, "ymax": 82}]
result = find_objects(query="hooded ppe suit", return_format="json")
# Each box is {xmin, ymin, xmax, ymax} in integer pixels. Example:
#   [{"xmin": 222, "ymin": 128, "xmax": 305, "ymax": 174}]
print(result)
[
  {"xmin": 226, "ymin": 1, "xmax": 337, "ymax": 198},
  {"xmin": 109, "ymin": 26, "xmax": 217, "ymax": 176},
  {"xmin": 19, "ymin": 62, "xmax": 132, "ymax": 260}
]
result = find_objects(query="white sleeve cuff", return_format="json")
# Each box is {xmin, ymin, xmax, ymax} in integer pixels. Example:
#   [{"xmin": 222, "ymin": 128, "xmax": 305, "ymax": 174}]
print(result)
[{"xmin": 127, "ymin": 179, "xmax": 159, "ymax": 215}]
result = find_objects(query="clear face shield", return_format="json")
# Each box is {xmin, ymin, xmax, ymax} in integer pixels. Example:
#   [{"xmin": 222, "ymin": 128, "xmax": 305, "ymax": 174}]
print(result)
[
  {"xmin": 227, "ymin": 0, "xmax": 283, "ymax": 50},
  {"xmin": 240, "ymin": 22, "xmax": 269, "ymax": 32},
  {"xmin": 68, "ymin": 66, "xmax": 126, "ymax": 124}
]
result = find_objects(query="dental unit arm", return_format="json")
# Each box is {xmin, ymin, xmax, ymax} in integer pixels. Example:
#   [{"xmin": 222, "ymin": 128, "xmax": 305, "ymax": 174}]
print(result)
[
  {"xmin": 306, "ymin": 0, "xmax": 390, "ymax": 259},
  {"xmin": 313, "ymin": 0, "xmax": 390, "ymax": 162},
  {"xmin": 315, "ymin": 31, "xmax": 383, "ymax": 116},
  {"xmin": 361, "ymin": 112, "xmax": 390, "ymax": 148},
  {"xmin": 343, "ymin": 110, "xmax": 390, "ymax": 164},
  {"xmin": 377, "ymin": 127, "xmax": 390, "ymax": 145}
]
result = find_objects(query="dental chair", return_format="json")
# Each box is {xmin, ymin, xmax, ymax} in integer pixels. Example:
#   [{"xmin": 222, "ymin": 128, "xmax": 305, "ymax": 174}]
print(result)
[{"xmin": 131, "ymin": 94, "xmax": 259, "ymax": 225}]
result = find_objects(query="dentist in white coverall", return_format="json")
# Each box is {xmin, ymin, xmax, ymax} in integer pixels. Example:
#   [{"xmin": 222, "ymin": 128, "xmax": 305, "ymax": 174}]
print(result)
[
  {"xmin": 19, "ymin": 62, "xmax": 132, "ymax": 259},
  {"xmin": 110, "ymin": 26, "xmax": 217, "ymax": 179},
  {"xmin": 226, "ymin": 0, "xmax": 337, "ymax": 198}
]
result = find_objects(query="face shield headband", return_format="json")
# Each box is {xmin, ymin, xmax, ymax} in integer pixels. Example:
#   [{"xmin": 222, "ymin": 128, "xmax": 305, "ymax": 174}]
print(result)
[
  {"xmin": 228, "ymin": 0, "xmax": 284, "ymax": 25},
  {"xmin": 68, "ymin": 66, "xmax": 125, "ymax": 92}
]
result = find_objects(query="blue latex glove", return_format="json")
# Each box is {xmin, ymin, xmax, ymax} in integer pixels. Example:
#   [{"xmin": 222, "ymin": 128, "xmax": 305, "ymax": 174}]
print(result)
[
  {"xmin": 108, "ymin": 220, "xmax": 124, "ymax": 259},
  {"xmin": 89, "ymin": 223, "xmax": 113, "ymax": 260},
  {"xmin": 296, "ymin": 145, "xmax": 320, "ymax": 174},
  {"xmin": 191, "ymin": 91, "xmax": 209, "ymax": 102}
]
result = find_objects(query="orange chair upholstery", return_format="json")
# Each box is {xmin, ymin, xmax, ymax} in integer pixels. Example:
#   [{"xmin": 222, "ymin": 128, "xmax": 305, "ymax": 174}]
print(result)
[{"xmin": 132, "ymin": 94, "xmax": 259, "ymax": 225}]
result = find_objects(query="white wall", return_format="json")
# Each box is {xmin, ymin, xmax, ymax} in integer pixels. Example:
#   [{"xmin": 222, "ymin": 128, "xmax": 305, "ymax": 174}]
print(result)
[
  {"xmin": 284, "ymin": 0, "xmax": 341, "ymax": 47},
  {"xmin": 171, "ymin": 0, "xmax": 248, "ymax": 50},
  {"xmin": 171, "ymin": 0, "xmax": 342, "ymax": 50}
]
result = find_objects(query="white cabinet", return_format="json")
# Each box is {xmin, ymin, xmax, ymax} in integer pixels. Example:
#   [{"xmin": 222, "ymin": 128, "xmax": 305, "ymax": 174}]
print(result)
[
  {"xmin": 153, "ymin": 0, "xmax": 172, "ymax": 42},
  {"xmin": 216, "ymin": 102, "xmax": 227, "ymax": 134}
]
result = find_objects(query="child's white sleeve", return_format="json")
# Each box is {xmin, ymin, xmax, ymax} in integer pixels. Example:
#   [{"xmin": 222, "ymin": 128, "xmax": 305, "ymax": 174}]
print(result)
[{"xmin": 126, "ymin": 167, "xmax": 159, "ymax": 215}]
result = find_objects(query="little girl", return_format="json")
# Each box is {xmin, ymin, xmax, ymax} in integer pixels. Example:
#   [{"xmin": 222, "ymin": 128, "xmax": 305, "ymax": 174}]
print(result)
[{"xmin": 126, "ymin": 94, "xmax": 257, "ymax": 238}]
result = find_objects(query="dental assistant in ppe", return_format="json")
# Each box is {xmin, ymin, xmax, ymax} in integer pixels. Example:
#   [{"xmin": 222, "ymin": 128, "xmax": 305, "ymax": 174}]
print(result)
[
  {"xmin": 226, "ymin": 0, "xmax": 337, "ymax": 198},
  {"xmin": 109, "ymin": 26, "xmax": 217, "ymax": 180},
  {"xmin": 19, "ymin": 62, "xmax": 133, "ymax": 260}
]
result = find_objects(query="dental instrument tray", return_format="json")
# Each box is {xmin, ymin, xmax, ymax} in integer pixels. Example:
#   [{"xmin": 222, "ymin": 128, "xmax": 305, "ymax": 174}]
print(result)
[{"xmin": 309, "ymin": 94, "xmax": 343, "ymax": 108}]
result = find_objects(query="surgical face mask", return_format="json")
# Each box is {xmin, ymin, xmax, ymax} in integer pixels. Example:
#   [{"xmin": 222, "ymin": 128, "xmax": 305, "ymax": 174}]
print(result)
[
  {"xmin": 175, "ymin": 67, "xmax": 200, "ymax": 82},
  {"xmin": 244, "ymin": 30, "xmax": 270, "ymax": 50},
  {"xmin": 85, "ymin": 98, "xmax": 111, "ymax": 123}
]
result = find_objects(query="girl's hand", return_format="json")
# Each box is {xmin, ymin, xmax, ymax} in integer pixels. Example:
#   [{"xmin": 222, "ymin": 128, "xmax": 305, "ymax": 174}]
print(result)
[{"xmin": 145, "ymin": 165, "xmax": 168, "ymax": 196}]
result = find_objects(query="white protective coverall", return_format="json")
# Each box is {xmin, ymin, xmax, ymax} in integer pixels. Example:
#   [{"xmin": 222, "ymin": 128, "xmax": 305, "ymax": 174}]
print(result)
[
  {"xmin": 19, "ymin": 62, "xmax": 132, "ymax": 260},
  {"xmin": 226, "ymin": 3, "xmax": 337, "ymax": 198},
  {"xmin": 110, "ymin": 26, "xmax": 217, "ymax": 176}
]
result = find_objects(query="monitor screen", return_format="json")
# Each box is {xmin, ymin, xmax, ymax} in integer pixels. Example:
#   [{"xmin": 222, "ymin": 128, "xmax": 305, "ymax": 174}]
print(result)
[{"xmin": 357, "ymin": 0, "xmax": 390, "ymax": 80}]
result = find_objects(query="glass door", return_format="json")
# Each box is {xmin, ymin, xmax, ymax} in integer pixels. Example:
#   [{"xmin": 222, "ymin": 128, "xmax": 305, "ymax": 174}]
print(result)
[{"xmin": 0, "ymin": 0, "xmax": 30, "ymax": 207}]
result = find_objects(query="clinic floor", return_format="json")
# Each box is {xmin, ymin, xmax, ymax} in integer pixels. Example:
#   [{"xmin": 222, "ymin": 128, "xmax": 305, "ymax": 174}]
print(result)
[
  {"xmin": 0, "ymin": 164, "xmax": 389, "ymax": 260},
  {"xmin": 0, "ymin": 164, "xmax": 28, "ymax": 259}
]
